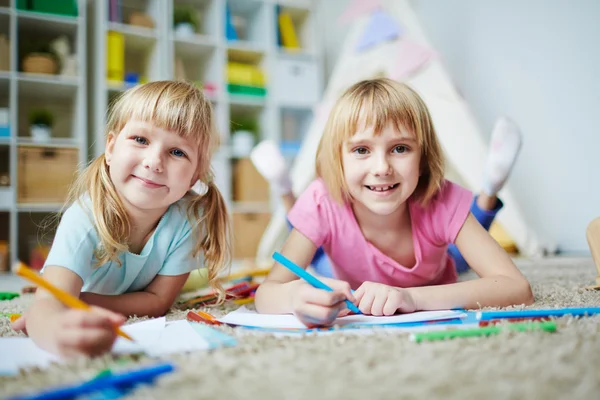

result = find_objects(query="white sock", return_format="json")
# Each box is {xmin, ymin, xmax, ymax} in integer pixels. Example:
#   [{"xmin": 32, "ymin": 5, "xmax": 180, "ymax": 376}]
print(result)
[
  {"xmin": 481, "ymin": 117, "xmax": 522, "ymax": 197},
  {"xmin": 250, "ymin": 140, "xmax": 293, "ymax": 195}
]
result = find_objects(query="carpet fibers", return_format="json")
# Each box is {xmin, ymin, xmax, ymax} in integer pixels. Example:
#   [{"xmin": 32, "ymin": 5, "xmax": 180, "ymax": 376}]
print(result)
[{"xmin": 1, "ymin": 257, "xmax": 599, "ymax": 400}]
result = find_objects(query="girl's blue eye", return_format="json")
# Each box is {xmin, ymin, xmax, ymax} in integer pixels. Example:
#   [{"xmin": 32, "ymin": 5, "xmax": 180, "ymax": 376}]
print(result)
[
  {"xmin": 393, "ymin": 145, "xmax": 408, "ymax": 154},
  {"xmin": 133, "ymin": 136, "xmax": 148, "ymax": 145},
  {"xmin": 353, "ymin": 147, "xmax": 368, "ymax": 155},
  {"xmin": 171, "ymin": 149, "xmax": 186, "ymax": 158}
]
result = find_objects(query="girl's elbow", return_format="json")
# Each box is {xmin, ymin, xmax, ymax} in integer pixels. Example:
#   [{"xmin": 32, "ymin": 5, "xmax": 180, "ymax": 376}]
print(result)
[
  {"xmin": 517, "ymin": 279, "xmax": 534, "ymax": 306},
  {"xmin": 149, "ymin": 299, "xmax": 173, "ymax": 318}
]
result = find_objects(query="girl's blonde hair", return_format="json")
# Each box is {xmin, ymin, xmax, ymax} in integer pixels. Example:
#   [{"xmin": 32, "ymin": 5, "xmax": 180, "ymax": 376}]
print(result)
[
  {"xmin": 316, "ymin": 78, "xmax": 445, "ymax": 206},
  {"xmin": 66, "ymin": 80, "xmax": 231, "ymax": 299}
]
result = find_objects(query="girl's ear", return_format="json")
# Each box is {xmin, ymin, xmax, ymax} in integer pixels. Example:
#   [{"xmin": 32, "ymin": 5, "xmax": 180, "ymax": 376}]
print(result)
[
  {"xmin": 105, "ymin": 131, "xmax": 116, "ymax": 165},
  {"xmin": 189, "ymin": 172, "xmax": 199, "ymax": 189}
]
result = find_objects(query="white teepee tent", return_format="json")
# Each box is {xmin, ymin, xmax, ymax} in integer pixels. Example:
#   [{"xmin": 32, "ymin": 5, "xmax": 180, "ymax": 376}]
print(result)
[{"xmin": 255, "ymin": 0, "xmax": 549, "ymax": 266}]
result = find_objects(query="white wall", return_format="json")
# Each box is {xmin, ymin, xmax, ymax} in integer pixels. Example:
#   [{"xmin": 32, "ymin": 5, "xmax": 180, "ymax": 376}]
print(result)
[{"xmin": 317, "ymin": 0, "xmax": 600, "ymax": 253}]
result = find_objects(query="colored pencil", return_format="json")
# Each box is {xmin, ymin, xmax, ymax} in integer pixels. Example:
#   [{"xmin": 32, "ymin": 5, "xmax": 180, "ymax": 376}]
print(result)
[
  {"xmin": 9, "ymin": 362, "xmax": 174, "ymax": 400},
  {"xmin": 476, "ymin": 307, "xmax": 600, "ymax": 321},
  {"xmin": 410, "ymin": 321, "xmax": 557, "ymax": 343},
  {"xmin": 15, "ymin": 262, "xmax": 134, "ymax": 342},
  {"xmin": 478, "ymin": 316, "xmax": 549, "ymax": 327},
  {"xmin": 272, "ymin": 252, "xmax": 362, "ymax": 314}
]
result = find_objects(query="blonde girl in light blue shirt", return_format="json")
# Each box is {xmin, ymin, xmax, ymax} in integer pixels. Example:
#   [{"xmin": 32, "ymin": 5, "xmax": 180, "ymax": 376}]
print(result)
[{"xmin": 13, "ymin": 81, "xmax": 231, "ymax": 358}]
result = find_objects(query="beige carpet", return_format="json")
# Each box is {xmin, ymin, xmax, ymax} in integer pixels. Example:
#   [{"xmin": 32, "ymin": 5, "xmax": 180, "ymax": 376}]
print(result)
[{"xmin": 1, "ymin": 257, "xmax": 600, "ymax": 400}]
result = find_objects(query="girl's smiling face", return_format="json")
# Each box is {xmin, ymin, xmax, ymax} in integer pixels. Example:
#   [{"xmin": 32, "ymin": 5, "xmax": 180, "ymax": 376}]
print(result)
[
  {"xmin": 105, "ymin": 120, "xmax": 199, "ymax": 214},
  {"xmin": 342, "ymin": 121, "xmax": 421, "ymax": 218}
]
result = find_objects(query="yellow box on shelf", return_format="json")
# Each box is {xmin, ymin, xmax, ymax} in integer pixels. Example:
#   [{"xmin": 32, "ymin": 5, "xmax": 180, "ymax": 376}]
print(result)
[
  {"xmin": 227, "ymin": 62, "xmax": 265, "ymax": 87},
  {"xmin": 278, "ymin": 11, "xmax": 299, "ymax": 50},
  {"xmin": 106, "ymin": 31, "xmax": 125, "ymax": 82}
]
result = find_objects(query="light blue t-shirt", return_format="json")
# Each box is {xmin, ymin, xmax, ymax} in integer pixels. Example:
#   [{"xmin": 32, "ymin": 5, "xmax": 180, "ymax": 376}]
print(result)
[{"xmin": 43, "ymin": 197, "xmax": 202, "ymax": 295}]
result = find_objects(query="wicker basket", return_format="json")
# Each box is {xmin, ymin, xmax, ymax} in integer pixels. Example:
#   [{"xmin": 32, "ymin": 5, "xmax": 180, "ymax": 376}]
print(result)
[{"xmin": 22, "ymin": 53, "xmax": 57, "ymax": 75}]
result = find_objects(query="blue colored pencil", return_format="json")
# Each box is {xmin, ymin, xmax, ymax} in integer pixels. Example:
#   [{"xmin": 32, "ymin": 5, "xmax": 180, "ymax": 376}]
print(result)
[
  {"xmin": 273, "ymin": 252, "xmax": 362, "ymax": 314},
  {"xmin": 9, "ymin": 363, "xmax": 174, "ymax": 400},
  {"xmin": 476, "ymin": 307, "xmax": 600, "ymax": 321}
]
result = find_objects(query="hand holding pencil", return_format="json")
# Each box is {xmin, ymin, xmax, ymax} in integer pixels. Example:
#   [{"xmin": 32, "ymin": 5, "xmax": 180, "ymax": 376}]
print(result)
[{"xmin": 13, "ymin": 263, "xmax": 133, "ymax": 357}]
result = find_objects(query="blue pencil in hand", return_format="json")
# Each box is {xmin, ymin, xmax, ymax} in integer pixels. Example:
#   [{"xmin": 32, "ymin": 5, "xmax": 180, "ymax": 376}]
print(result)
[{"xmin": 272, "ymin": 252, "xmax": 362, "ymax": 314}]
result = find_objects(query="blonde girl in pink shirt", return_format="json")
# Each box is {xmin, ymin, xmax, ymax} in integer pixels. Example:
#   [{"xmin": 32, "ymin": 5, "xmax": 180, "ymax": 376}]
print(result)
[{"xmin": 254, "ymin": 78, "xmax": 533, "ymax": 327}]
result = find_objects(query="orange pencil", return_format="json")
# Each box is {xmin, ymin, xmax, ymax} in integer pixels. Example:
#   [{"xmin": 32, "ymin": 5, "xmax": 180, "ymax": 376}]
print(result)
[{"xmin": 15, "ymin": 262, "xmax": 134, "ymax": 341}]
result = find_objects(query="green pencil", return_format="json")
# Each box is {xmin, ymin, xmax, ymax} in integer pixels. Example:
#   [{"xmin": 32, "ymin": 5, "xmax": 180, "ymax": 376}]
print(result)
[{"xmin": 410, "ymin": 321, "xmax": 557, "ymax": 343}]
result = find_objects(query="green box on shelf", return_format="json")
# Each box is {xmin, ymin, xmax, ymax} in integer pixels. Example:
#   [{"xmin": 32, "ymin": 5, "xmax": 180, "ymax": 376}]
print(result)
[
  {"xmin": 17, "ymin": 0, "xmax": 78, "ymax": 17},
  {"xmin": 227, "ymin": 84, "xmax": 267, "ymax": 97}
]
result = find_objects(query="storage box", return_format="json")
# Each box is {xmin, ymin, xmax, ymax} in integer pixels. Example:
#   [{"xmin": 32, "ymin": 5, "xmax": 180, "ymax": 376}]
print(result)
[
  {"xmin": 233, "ymin": 212, "xmax": 271, "ymax": 259},
  {"xmin": 17, "ymin": 146, "xmax": 79, "ymax": 203},
  {"xmin": 0, "ymin": 35, "xmax": 9, "ymax": 71},
  {"xmin": 17, "ymin": 0, "xmax": 78, "ymax": 17},
  {"xmin": 0, "ymin": 241, "xmax": 8, "ymax": 272},
  {"xmin": 232, "ymin": 158, "xmax": 270, "ymax": 202},
  {"xmin": 274, "ymin": 57, "xmax": 319, "ymax": 105}
]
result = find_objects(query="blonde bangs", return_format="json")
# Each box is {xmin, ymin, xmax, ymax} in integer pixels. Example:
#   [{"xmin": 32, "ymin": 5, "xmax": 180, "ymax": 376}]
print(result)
[
  {"xmin": 316, "ymin": 78, "xmax": 445, "ymax": 206},
  {"xmin": 106, "ymin": 81, "xmax": 217, "ymax": 171}
]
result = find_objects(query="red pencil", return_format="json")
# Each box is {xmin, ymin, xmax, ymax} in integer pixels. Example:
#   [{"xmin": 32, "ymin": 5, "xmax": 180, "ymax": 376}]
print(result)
[{"xmin": 479, "ymin": 316, "xmax": 549, "ymax": 327}]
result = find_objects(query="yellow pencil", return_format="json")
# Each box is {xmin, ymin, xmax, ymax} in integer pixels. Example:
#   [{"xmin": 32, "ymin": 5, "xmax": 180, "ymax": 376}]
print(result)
[
  {"xmin": 195, "ymin": 310, "xmax": 218, "ymax": 323},
  {"xmin": 232, "ymin": 297, "xmax": 255, "ymax": 305},
  {"xmin": 15, "ymin": 262, "xmax": 134, "ymax": 341}
]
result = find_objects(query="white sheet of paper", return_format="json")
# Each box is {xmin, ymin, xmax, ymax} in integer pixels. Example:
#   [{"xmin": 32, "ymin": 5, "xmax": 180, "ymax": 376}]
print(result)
[
  {"xmin": 1, "ymin": 318, "xmax": 214, "ymax": 376},
  {"xmin": 145, "ymin": 320, "xmax": 210, "ymax": 357},
  {"xmin": 218, "ymin": 306, "xmax": 466, "ymax": 329},
  {"xmin": 112, "ymin": 317, "xmax": 166, "ymax": 354},
  {"xmin": 0, "ymin": 338, "xmax": 59, "ymax": 376}
]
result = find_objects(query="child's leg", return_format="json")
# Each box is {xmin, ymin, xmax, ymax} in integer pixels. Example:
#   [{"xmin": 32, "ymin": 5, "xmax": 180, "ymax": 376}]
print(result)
[
  {"xmin": 251, "ymin": 140, "xmax": 333, "ymax": 277},
  {"xmin": 449, "ymin": 117, "xmax": 522, "ymax": 273},
  {"xmin": 586, "ymin": 217, "xmax": 600, "ymax": 288},
  {"xmin": 448, "ymin": 195, "xmax": 504, "ymax": 273},
  {"xmin": 250, "ymin": 140, "xmax": 293, "ymax": 205}
]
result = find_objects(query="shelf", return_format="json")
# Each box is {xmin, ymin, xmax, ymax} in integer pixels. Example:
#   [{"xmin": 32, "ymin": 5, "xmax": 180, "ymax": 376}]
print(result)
[
  {"xmin": 173, "ymin": 35, "xmax": 216, "ymax": 56},
  {"xmin": 276, "ymin": 47, "xmax": 316, "ymax": 60},
  {"xmin": 0, "ymin": 210, "xmax": 8, "ymax": 272},
  {"xmin": 276, "ymin": 4, "xmax": 315, "ymax": 54},
  {"xmin": 108, "ymin": 22, "xmax": 157, "ymax": 51},
  {"xmin": 17, "ymin": 74, "xmax": 79, "ymax": 99},
  {"xmin": 0, "ymin": 7, "xmax": 10, "ymax": 16},
  {"xmin": 106, "ymin": 80, "xmax": 138, "ymax": 93},
  {"xmin": 17, "ymin": 10, "xmax": 79, "ymax": 37},
  {"xmin": 0, "ymin": 71, "xmax": 10, "ymax": 81},
  {"xmin": 0, "ymin": 12, "xmax": 8, "ymax": 36},
  {"xmin": 0, "ymin": 188, "xmax": 12, "ymax": 211},
  {"xmin": 227, "ymin": 0, "xmax": 269, "ymax": 46},
  {"xmin": 173, "ymin": 0, "xmax": 219, "ymax": 37},
  {"xmin": 232, "ymin": 201, "xmax": 271, "ymax": 213},
  {"xmin": 17, "ymin": 75, "xmax": 81, "ymax": 141},
  {"xmin": 0, "ymin": 78, "xmax": 8, "ymax": 108},
  {"xmin": 227, "ymin": 44, "xmax": 266, "ymax": 62},
  {"xmin": 17, "ymin": 210, "xmax": 59, "ymax": 268},
  {"xmin": 228, "ymin": 95, "xmax": 266, "ymax": 108},
  {"xmin": 16, "ymin": 203, "xmax": 63, "ymax": 212},
  {"xmin": 16, "ymin": 138, "xmax": 80, "ymax": 148}
]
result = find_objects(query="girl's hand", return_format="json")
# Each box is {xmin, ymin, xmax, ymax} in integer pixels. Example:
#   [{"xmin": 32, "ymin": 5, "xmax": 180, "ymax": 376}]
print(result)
[
  {"xmin": 290, "ymin": 278, "xmax": 357, "ymax": 328},
  {"xmin": 354, "ymin": 282, "xmax": 417, "ymax": 316},
  {"xmin": 45, "ymin": 307, "xmax": 126, "ymax": 358},
  {"xmin": 11, "ymin": 313, "xmax": 27, "ymax": 334}
]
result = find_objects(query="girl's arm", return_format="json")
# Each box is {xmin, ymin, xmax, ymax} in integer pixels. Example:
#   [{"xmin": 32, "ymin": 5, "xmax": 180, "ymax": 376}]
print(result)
[
  {"xmin": 25, "ymin": 267, "xmax": 84, "ymax": 350},
  {"xmin": 80, "ymin": 273, "xmax": 190, "ymax": 317},
  {"xmin": 24, "ymin": 266, "xmax": 124, "ymax": 357},
  {"xmin": 407, "ymin": 213, "xmax": 534, "ymax": 310},
  {"xmin": 254, "ymin": 229, "xmax": 318, "ymax": 314}
]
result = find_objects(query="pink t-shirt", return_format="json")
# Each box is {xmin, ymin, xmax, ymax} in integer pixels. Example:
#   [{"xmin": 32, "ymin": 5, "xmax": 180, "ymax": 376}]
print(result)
[{"xmin": 288, "ymin": 179, "xmax": 473, "ymax": 289}]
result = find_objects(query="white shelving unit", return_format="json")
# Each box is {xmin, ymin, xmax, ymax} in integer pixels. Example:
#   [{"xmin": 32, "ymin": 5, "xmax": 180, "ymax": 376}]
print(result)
[
  {"xmin": 0, "ymin": 0, "xmax": 87, "ymax": 269},
  {"xmin": 88, "ymin": 0, "xmax": 323, "ymax": 260}
]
